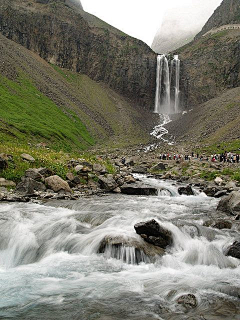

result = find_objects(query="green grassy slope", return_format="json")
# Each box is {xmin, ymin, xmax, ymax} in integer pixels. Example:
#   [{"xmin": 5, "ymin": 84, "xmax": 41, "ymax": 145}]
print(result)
[{"xmin": 0, "ymin": 34, "xmax": 154, "ymax": 152}]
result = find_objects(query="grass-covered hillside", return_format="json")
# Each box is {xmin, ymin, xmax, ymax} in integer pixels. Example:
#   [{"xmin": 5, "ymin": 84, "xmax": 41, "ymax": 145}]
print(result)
[{"xmin": 0, "ymin": 34, "xmax": 155, "ymax": 152}]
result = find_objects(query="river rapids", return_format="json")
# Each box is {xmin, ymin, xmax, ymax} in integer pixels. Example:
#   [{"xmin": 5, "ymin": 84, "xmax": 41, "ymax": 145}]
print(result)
[{"xmin": 0, "ymin": 176, "xmax": 239, "ymax": 320}]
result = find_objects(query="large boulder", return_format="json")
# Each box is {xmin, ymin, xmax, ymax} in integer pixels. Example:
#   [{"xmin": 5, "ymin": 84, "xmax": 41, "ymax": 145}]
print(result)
[
  {"xmin": 16, "ymin": 177, "xmax": 46, "ymax": 194},
  {"xmin": 217, "ymin": 191, "xmax": 240, "ymax": 215},
  {"xmin": 178, "ymin": 185, "xmax": 194, "ymax": 196},
  {"xmin": 98, "ymin": 235, "xmax": 165, "ymax": 264},
  {"xmin": 151, "ymin": 162, "xmax": 167, "ymax": 171},
  {"xmin": 98, "ymin": 175, "xmax": 117, "ymax": 191},
  {"xmin": 45, "ymin": 175, "xmax": 71, "ymax": 193},
  {"xmin": 93, "ymin": 163, "xmax": 107, "ymax": 174},
  {"xmin": 121, "ymin": 183, "xmax": 158, "ymax": 196},
  {"xmin": 134, "ymin": 219, "xmax": 173, "ymax": 249},
  {"xmin": 226, "ymin": 241, "xmax": 240, "ymax": 259}
]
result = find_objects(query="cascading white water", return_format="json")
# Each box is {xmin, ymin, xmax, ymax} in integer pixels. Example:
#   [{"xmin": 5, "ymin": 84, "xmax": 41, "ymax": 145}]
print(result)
[
  {"xmin": 154, "ymin": 54, "xmax": 181, "ymax": 115},
  {"xmin": 0, "ymin": 178, "xmax": 239, "ymax": 319},
  {"xmin": 174, "ymin": 55, "xmax": 180, "ymax": 113}
]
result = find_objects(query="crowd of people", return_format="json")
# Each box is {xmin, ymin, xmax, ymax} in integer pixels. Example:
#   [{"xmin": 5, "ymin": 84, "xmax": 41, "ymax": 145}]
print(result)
[{"xmin": 159, "ymin": 151, "xmax": 240, "ymax": 163}]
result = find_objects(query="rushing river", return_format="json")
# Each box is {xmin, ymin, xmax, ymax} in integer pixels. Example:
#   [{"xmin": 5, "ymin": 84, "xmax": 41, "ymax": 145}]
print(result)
[{"xmin": 0, "ymin": 177, "xmax": 239, "ymax": 320}]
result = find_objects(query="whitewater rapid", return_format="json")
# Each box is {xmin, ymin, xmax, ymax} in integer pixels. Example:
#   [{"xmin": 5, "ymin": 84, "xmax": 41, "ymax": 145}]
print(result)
[{"xmin": 0, "ymin": 177, "xmax": 239, "ymax": 320}]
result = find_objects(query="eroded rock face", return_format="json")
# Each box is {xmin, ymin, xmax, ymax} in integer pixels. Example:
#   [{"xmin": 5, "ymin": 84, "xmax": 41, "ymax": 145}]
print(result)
[
  {"xmin": 134, "ymin": 219, "xmax": 173, "ymax": 249},
  {"xmin": 0, "ymin": 0, "xmax": 156, "ymax": 108}
]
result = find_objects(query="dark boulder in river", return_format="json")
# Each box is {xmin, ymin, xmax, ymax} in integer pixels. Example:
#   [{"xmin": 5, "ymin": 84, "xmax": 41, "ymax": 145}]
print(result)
[
  {"xmin": 226, "ymin": 241, "xmax": 240, "ymax": 259},
  {"xmin": 121, "ymin": 183, "xmax": 158, "ymax": 196},
  {"xmin": 178, "ymin": 185, "xmax": 194, "ymax": 196},
  {"xmin": 217, "ymin": 191, "xmax": 240, "ymax": 215},
  {"xmin": 134, "ymin": 219, "xmax": 173, "ymax": 249}
]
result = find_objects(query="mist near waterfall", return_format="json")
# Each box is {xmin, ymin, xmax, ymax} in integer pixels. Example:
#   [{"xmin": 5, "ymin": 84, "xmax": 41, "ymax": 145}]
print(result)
[{"xmin": 152, "ymin": 0, "xmax": 222, "ymax": 53}]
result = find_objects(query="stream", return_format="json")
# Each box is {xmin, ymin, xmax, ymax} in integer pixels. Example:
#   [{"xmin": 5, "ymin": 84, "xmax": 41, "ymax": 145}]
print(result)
[{"xmin": 0, "ymin": 176, "xmax": 239, "ymax": 320}]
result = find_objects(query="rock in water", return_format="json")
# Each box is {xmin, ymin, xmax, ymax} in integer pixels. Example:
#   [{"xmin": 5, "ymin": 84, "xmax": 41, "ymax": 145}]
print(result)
[
  {"xmin": 134, "ymin": 219, "xmax": 173, "ymax": 248},
  {"xmin": 217, "ymin": 191, "xmax": 240, "ymax": 215},
  {"xmin": 177, "ymin": 294, "xmax": 197, "ymax": 308},
  {"xmin": 178, "ymin": 185, "xmax": 194, "ymax": 196},
  {"xmin": 16, "ymin": 177, "xmax": 46, "ymax": 194},
  {"xmin": 226, "ymin": 241, "xmax": 240, "ymax": 259},
  {"xmin": 121, "ymin": 184, "xmax": 158, "ymax": 196}
]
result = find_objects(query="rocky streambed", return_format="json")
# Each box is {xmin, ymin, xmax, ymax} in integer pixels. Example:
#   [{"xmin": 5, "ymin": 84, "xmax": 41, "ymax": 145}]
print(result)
[{"xmin": 0, "ymin": 175, "xmax": 240, "ymax": 320}]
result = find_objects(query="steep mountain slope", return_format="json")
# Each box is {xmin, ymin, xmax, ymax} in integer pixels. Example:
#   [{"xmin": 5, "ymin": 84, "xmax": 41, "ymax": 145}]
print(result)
[
  {"xmin": 178, "ymin": 28, "xmax": 240, "ymax": 109},
  {"xmin": 0, "ymin": 0, "xmax": 156, "ymax": 108},
  {"xmin": 167, "ymin": 87, "xmax": 240, "ymax": 148},
  {"xmin": 0, "ymin": 33, "xmax": 155, "ymax": 151},
  {"xmin": 196, "ymin": 0, "xmax": 240, "ymax": 38}
]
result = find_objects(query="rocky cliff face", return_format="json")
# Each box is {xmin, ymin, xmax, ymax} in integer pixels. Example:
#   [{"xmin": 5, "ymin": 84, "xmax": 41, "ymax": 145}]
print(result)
[
  {"xmin": 0, "ymin": 0, "xmax": 156, "ymax": 108},
  {"xmin": 196, "ymin": 0, "xmax": 240, "ymax": 38}
]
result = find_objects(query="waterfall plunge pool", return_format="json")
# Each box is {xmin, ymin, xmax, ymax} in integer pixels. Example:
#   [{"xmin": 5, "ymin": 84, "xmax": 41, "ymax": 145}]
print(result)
[{"xmin": 0, "ymin": 177, "xmax": 239, "ymax": 320}]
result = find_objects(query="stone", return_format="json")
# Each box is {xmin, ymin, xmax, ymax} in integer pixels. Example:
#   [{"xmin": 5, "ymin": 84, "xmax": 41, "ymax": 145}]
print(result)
[
  {"xmin": 113, "ymin": 187, "xmax": 121, "ymax": 193},
  {"xmin": 215, "ymin": 177, "xmax": 223, "ymax": 186},
  {"xmin": 121, "ymin": 184, "xmax": 158, "ymax": 196},
  {"xmin": 132, "ymin": 166, "xmax": 148, "ymax": 174},
  {"xmin": 214, "ymin": 190, "xmax": 228, "ymax": 198},
  {"xmin": 37, "ymin": 167, "xmax": 54, "ymax": 177},
  {"xmin": 98, "ymin": 175, "xmax": 117, "ymax": 191},
  {"xmin": 25, "ymin": 168, "xmax": 43, "ymax": 181},
  {"xmin": 0, "ymin": 178, "xmax": 16, "ymax": 188},
  {"xmin": 45, "ymin": 175, "xmax": 71, "ymax": 193},
  {"xmin": 21, "ymin": 153, "xmax": 35, "ymax": 162},
  {"xmin": 125, "ymin": 158, "xmax": 135, "ymax": 166},
  {"xmin": 74, "ymin": 165, "xmax": 84, "ymax": 173},
  {"xmin": 225, "ymin": 181, "xmax": 237, "ymax": 191},
  {"xmin": 134, "ymin": 219, "xmax": 173, "ymax": 249},
  {"xmin": 217, "ymin": 191, "xmax": 240, "ymax": 215},
  {"xmin": 212, "ymin": 219, "xmax": 232, "ymax": 230},
  {"xmin": 226, "ymin": 241, "xmax": 240, "ymax": 259},
  {"xmin": 124, "ymin": 175, "xmax": 136, "ymax": 184},
  {"xmin": 151, "ymin": 162, "xmax": 167, "ymax": 171},
  {"xmin": 93, "ymin": 163, "xmax": 107, "ymax": 173},
  {"xmin": 178, "ymin": 185, "xmax": 194, "ymax": 196},
  {"xmin": 66, "ymin": 172, "xmax": 75, "ymax": 181},
  {"xmin": 98, "ymin": 235, "xmax": 165, "ymax": 263},
  {"xmin": 16, "ymin": 177, "xmax": 46, "ymax": 194},
  {"xmin": 177, "ymin": 294, "xmax": 197, "ymax": 308}
]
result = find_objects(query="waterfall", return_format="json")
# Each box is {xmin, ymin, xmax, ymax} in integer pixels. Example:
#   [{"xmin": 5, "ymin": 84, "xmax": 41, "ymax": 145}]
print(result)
[
  {"xmin": 174, "ymin": 55, "xmax": 180, "ymax": 113},
  {"xmin": 154, "ymin": 54, "xmax": 181, "ymax": 115}
]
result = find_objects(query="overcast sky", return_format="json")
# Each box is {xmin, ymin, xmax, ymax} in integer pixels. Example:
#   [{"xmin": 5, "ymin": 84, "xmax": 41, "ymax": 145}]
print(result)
[{"xmin": 81, "ymin": 0, "xmax": 222, "ymax": 46}]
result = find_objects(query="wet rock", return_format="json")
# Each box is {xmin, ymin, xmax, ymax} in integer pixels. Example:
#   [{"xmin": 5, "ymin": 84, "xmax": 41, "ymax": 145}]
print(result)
[
  {"xmin": 226, "ymin": 241, "xmax": 240, "ymax": 259},
  {"xmin": 212, "ymin": 219, "xmax": 232, "ymax": 230},
  {"xmin": 98, "ymin": 235, "xmax": 165, "ymax": 263},
  {"xmin": 203, "ymin": 185, "xmax": 221, "ymax": 197},
  {"xmin": 151, "ymin": 162, "xmax": 167, "ymax": 171},
  {"xmin": 214, "ymin": 190, "xmax": 228, "ymax": 198},
  {"xmin": 121, "ymin": 184, "xmax": 158, "ymax": 196},
  {"xmin": 98, "ymin": 175, "xmax": 117, "ymax": 191},
  {"xmin": 217, "ymin": 191, "xmax": 240, "ymax": 215},
  {"xmin": 21, "ymin": 153, "xmax": 35, "ymax": 162},
  {"xmin": 132, "ymin": 166, "xmax": 148, "ymax": 174},
  {"xmin": 45, "ymin": 175, "xmax": 71, "ymax": 193},
  {"xmin": 177, "ymin": 294, "xmax": 197, "ymax": 308},
  {"xmin": 0, "ymin": 178, "xmax": 16, "ymax": 188},
  {"xmin": 16, "ymin": 177, "xmax": 46, "ymax": 194},
  {"xmin": 113, "ymin": 187, "xmax": 121, "ymax": 193},
  {"xmin": 178, "ymin": 185, "xmax": 194, "ymax": 196},
  {"xmin": 134, "ymin": 219, "xmax": 173, "ymax": 248},
  {"xmin": 25, "ymin": 168, "xmax": 43, "ymax": 181},
  {"xmin": 124, "ymin": 175, "xmax": 136, "ymax": 184}
]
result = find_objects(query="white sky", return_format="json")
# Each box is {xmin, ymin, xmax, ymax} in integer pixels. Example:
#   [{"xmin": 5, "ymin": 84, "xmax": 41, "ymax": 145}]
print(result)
[{"xmin": 81, "ymin": 0, "xmax": 221, "ymax": 46}]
